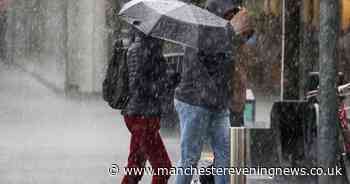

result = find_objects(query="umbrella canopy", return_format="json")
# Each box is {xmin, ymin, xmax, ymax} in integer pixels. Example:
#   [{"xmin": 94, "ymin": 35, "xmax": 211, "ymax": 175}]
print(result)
[{"xmin": 119, "ymin": 0, "xmax": 233, "ymax": 51}]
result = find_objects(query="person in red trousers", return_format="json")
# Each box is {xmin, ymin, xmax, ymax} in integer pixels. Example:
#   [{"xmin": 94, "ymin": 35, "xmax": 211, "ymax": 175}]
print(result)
[{"xmin": 121, "ymin": 29, "xmax": 172, "ymax": 184}]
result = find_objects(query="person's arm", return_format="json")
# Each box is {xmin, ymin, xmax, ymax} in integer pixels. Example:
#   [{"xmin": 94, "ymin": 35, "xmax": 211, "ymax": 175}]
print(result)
[
  {"xmin": 155, "ymin": 54, "xmax": 181, "ymax": 98},
  {"xmin": 229, "ymin": 9, "xmax": 256, "ymax": 126},
  {"xmin": 230, "ymin": 44, "xmax": 252, "ymax": 126},
  {"xmin": 126, "ymin": 43, "xmax": 145, "ymax": 96},
  {"xmin": 155, "ymin": 55, "xmax": 168, "ymax": 97}
]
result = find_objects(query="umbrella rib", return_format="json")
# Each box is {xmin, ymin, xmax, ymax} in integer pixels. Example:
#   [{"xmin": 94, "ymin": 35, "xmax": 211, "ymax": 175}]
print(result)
[{"xmin": 152, "ymin": 35, "xmax": 198, "ymax": 50}]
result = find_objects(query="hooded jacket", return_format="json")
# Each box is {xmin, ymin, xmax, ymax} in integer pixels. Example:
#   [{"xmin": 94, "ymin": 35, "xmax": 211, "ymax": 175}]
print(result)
[
  {"xmin": 174, "ymin": 1, "xmax": 238, "ymax": 111},
  {"xmin": 174, "ymin": 47, "xmax": 234, "ymax": 111},
  {"xmin": 123, "ymin": 31, "xmax": 168, "ymax": 117},
  {"xmin": 205, "ymin": 0, "xmax": 239, "ymax": 17}
]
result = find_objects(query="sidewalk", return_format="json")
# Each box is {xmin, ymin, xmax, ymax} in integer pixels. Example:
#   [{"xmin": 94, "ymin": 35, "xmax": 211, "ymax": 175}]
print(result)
[
  {"xmin": 0, "ymin": 62, "xmax": 180, "ymax": 183},
  {"xmin": 0, "ymin": 62, "xmax": 286, "ymax": 184}
]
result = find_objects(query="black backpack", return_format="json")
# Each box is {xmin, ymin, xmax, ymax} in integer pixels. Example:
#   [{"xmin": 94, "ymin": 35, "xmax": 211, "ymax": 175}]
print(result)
[{"xmin": 102, "ymin": 40, "xmax": 129, "ymax": 109}]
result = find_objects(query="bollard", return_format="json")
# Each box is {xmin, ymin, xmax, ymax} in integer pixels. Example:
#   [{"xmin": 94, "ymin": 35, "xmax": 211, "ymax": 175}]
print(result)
[{"xmin": 231, "ymin": 127, "xmax": 248, "ymax": 184}]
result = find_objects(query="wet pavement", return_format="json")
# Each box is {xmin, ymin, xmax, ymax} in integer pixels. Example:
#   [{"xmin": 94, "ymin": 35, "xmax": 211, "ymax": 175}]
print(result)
[
  {"xmin": 1, "ymin": 62, "xmax": 335, "ymax": 184},
  {"xmin": 0, "ymin": 62, "xmax": 182, "ymax": 183}
]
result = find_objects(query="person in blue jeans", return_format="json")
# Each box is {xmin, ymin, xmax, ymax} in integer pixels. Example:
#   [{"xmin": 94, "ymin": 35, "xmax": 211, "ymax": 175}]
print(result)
[
  {"xmin": 174, "ymin": 0, "xmax": 254, "ymax": 183},
  {"xmin": 175, "ymin": 99, "xmax": 231, "ymax": 183}
]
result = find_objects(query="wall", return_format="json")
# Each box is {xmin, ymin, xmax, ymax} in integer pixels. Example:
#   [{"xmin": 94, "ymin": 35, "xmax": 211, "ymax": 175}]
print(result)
[
  {"xmin": 6, "ymin": 0, "xmax": 108, "ymax": 93},
  {"xmin": 66, "ymin": 0, "xmax": 107, "ymax": 93}
]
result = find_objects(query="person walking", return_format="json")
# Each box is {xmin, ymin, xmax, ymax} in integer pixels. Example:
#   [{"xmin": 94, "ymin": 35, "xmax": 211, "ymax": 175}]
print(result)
[
  {"xmin": 174, "ymin": 0, "xmax": 253, "ymax": 183},
  {"xmin": 121, "ymin": 29, "xmax": 172, "ymax": 184},
  {"xmin": 229, "ymin": 10, "xmax": 257, "ymax": 127}
]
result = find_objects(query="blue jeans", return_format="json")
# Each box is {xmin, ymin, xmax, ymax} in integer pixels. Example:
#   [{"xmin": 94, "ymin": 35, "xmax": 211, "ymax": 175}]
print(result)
[{"xmin": 174, "ymin": 99, "xmax": 230, "ymax": 184}]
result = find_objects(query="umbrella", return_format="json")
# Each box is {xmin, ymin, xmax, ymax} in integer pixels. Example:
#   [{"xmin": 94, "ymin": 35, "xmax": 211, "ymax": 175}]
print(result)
[{"xmin": 119, "ymin": 0, "xmax": 233, "ymax": 51}]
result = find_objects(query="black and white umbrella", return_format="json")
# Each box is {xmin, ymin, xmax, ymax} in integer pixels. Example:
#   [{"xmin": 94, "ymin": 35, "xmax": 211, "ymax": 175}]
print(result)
[{"xmin": 119, "ymin": 0, "xmax": 233, "ymax": 51}]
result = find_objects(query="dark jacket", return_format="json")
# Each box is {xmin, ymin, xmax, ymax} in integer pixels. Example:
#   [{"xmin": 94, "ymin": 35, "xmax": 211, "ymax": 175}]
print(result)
[
  {"xmin": 123, "ymin": 33, "xmax": 167, "ymax": 117},
  {"xmin": 174, "ymin": 0, "xmax": 238, "ymax": 111},
  {"xmin": 205, "ymin": 0, "xmax": 239, "ymax": 17},
  {"xmin": 174, "ymin": 47, "xmax": 234, "ymax": 111}
]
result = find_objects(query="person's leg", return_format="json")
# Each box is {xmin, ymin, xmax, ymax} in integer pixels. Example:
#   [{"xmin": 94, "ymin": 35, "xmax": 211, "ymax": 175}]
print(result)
[
  {"xmin": 122, "ymin": 116, "xmax": 148, "ymax": 184},
  {"xmin": 174, "ymin": 99, "xmax": 211, "ymax": 184},
  {"xmin": 142, "ymin": 117, "xmax": 172, "ymax": 184},
  {"xmin": 208, "ymin": 110, "xmax": 230, "ymax": 184}
]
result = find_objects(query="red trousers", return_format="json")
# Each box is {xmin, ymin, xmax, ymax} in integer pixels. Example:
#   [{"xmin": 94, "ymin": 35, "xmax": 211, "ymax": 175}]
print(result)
[
  {"xmin": 122, "ymin": 116, "xmax": 172, "ymax": 184},
  {"xmin": 339, "ymin": 103, "xmax": 350, "ymax": 153}
]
